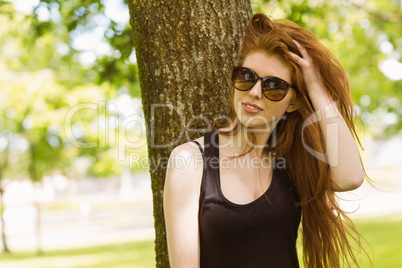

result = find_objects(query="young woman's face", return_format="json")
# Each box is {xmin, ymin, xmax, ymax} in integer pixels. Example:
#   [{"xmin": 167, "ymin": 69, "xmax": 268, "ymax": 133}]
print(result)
[{"xmin": 233, "ymin": 50, "xmax": 296, "ymax": 129}]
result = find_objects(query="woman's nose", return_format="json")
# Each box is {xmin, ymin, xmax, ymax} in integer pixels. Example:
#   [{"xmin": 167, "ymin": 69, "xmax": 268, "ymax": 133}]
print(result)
[{"xmin": 248, "ymin": 80, "xmax": 263, "ymax": 99}]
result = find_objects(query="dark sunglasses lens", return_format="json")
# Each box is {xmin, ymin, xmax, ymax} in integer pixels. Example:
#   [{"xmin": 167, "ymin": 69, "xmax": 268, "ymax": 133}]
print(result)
[
  {"xmin": 262, "ymin": 77, "xmax": 288, "ymax": 101},
  {"xmin": 232, "ymin": 68, "xmax": 255, "ymax": 90}
]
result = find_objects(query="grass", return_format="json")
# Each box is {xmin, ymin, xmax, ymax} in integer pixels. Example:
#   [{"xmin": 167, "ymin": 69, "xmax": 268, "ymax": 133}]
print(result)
[
  {"xmin": 0, "ymin": 214, "xmax": 401, "ymax": 267},
  {"xmin": 298, "ymin": 214, "xmax": 402, "ymax": 268},
  {"xmin": 0, "ymin": 240, "xmax": 155, "ymax": 268},
  {"xmin": 354, "ymin": 214, "xmax": 402, "ymax": 268}
]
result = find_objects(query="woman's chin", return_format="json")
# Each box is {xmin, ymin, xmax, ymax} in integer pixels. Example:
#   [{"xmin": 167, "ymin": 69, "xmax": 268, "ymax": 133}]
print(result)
[{"xmin": 239, "ymin": 119, "xmax": 271, "ymax": 130}]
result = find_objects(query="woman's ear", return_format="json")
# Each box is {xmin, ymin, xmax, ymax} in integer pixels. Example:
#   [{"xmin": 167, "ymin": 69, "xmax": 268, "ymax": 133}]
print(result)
[{"xmin": 286, "ymin": 92, "xmax": 301, "ymax": 113}]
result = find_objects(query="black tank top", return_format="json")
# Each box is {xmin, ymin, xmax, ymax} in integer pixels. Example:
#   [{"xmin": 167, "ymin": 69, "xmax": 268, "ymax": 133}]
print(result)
[{"xmin": 193, "ymin": 131, "xmax": 301, "ymax": 268}]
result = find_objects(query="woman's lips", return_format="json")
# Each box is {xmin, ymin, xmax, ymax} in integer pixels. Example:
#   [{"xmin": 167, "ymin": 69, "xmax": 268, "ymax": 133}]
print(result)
[{"xmin": 242, "ymin": 102, "xmax": 263, "ymax": 114}]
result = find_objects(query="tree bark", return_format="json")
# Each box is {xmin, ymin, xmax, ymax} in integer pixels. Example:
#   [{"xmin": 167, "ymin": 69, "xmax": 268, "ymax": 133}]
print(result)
[{"xmin": 128, "ymin": 1, "xmax": 252, "ymax": 267}]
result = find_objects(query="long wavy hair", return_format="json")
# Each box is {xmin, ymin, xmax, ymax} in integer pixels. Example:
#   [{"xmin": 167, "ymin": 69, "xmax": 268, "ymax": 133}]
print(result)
[{"xmin": 214, "ymin": 13, "xmax": 368, "ymax": 268}]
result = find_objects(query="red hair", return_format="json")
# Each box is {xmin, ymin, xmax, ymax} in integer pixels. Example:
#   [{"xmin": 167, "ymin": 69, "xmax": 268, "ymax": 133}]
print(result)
[{"xmin": 215, "ymin": 13, "xmax": 368, "ymax": 267}]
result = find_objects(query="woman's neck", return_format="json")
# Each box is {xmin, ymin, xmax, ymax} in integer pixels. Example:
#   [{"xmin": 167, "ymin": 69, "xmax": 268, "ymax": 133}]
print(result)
[{"xmin": 229, "ymin": 124, "xmax": 275, "ymax": 159}]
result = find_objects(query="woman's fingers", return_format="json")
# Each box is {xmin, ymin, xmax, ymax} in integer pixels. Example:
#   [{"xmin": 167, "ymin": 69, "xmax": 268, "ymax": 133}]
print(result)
[
  {"xmin": 290, "ymin": 39, "xmax": 326, "ymax": 91},
  {"xmin": 293, "ymin": 40, "xmax": 311, "ymax": 61},
  {"xmin": 289, "ymin": 51, "xmax": 302, "ymax": 64},
  {"xmin": 291, "ymin": 40, "xmax": 312, "ymax": 70}
]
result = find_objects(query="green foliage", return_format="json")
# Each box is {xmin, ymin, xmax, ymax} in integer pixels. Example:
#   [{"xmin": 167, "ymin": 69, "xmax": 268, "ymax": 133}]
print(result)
[
  {"xmin": 2, "ymin": 0, "xmax": 140, "ymax": 96},
  {"xmin": 0, "ymin": 1, "xmax": 146, "ymax": 182}
]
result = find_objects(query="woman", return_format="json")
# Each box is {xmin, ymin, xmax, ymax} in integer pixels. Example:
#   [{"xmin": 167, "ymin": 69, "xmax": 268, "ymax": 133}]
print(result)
[{"xmin": 164, "ymin": 13, "xmax": 367, "ymax": 268}]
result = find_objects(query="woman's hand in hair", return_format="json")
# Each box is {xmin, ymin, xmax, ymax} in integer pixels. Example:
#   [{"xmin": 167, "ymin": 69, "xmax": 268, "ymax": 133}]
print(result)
[{"xmin": 289, "ymin": 40, "xmax": 327, "ymax": 97}]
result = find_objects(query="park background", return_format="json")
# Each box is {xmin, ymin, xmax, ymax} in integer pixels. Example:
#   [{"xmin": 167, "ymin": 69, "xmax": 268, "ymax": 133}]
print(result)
[{"xmin": 0, "ymin": 0, "xmax": 402, "ymax": 267}]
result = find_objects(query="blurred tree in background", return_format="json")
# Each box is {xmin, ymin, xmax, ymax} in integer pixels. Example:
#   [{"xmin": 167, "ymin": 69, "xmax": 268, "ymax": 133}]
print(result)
[
  {"xmin": 0, "ymin": 0, "xmax": 401, "ymax": 259},
  {"xmin": 0, "ymin": 0, "xmax": 147, "ymax": 253}
]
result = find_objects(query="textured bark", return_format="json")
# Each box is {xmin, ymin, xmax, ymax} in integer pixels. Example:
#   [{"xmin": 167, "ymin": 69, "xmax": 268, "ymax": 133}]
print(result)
[{"xmin": 128, "ymin": 1, "xmax": 252, "ymax": 267}]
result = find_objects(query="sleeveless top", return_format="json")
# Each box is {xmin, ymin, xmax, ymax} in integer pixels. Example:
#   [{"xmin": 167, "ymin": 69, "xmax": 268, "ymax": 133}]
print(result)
[{"xmin": 193, "ymin": 131, "xmax": 301, "ymax": 268}]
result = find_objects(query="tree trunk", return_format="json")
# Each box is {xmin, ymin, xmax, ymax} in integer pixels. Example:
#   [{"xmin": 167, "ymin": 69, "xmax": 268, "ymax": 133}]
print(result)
[
  {"xmin": 0, "ymin": 187, "xmax": 9, "ymax": 254},
  {"xmin": 35, "ymin": 202, "xmax": 43, "ymax": 256},
  {"xmin": 0, "ymin": 146, "xmax": 9, "ymax": 253},
  {"xmin": 128, "ymin": 1, "xmax": 252, "ymax": 267},
  {"xmin": 29, "ymin": 144, "xmax": 43, "ymax": 255}
]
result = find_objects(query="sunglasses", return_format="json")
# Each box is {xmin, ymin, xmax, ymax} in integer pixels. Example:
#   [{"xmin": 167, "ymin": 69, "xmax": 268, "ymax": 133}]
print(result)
[{"xmin": 231, "ymin": 66, "xmax": 297, "ymax": 102}]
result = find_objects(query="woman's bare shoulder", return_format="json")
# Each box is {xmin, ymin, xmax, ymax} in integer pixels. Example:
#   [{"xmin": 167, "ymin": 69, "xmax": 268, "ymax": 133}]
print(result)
[
  {"xmin": 165, "ymin": 137, "xmax": 205, "ymax": 189},
  {"xmin": 171, "ymin": 136, "xmax": 205, "ymax": 156}
]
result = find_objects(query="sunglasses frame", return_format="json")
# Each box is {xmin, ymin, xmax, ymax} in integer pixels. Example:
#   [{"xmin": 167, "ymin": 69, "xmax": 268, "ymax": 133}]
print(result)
[{"xmin": 231, "ymin": 66, "xmax": 297, "ymax": 102}]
